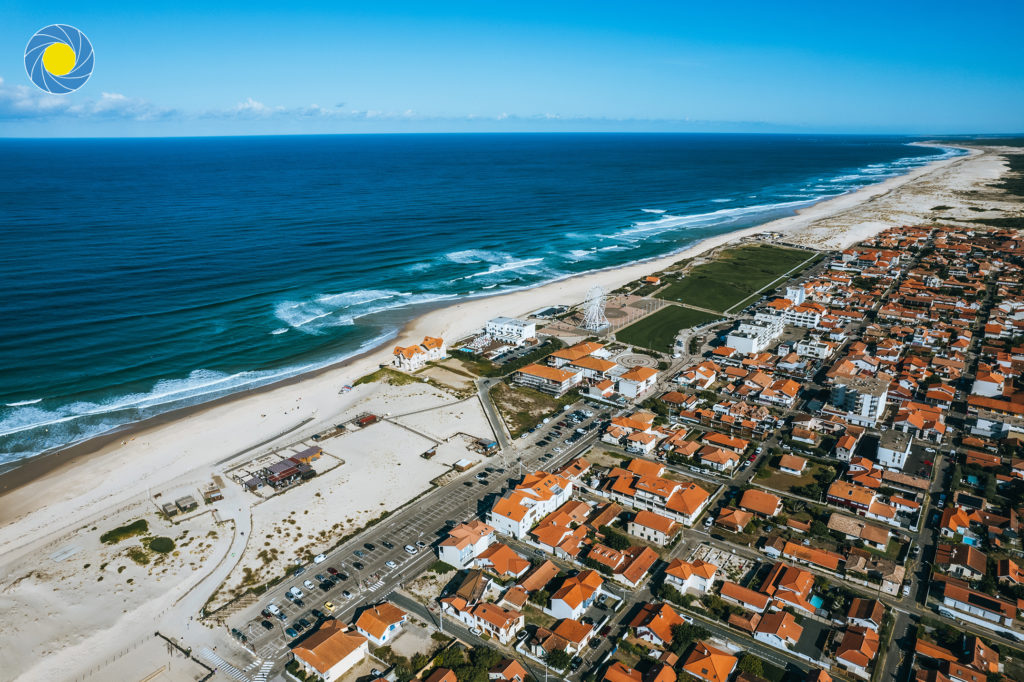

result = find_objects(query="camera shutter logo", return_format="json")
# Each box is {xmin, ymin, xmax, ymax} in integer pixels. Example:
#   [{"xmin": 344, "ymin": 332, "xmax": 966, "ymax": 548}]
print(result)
[{"xmin": 25, "ymin": 25, "xmax": 94, "ymax": 94}]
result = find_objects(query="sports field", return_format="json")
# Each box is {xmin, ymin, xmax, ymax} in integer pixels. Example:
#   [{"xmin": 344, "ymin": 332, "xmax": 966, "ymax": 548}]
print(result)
[
  {"xmin": 657, "ymin": 244, "xmax": 818, "ymax": 312},
  {"xmin": 615, "ymin": 305, "xmax": 722, "ymax": 352}
]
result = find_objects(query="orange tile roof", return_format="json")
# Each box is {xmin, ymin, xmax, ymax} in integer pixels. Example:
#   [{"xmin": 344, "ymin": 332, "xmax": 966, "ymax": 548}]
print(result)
[
  {"xmin": 517, "ymin": 363, "xmax": 578, "ymax": 383},
  {"xmin": 571, "ymin": 356, "xmax": 618, "ymax": 372},
  {"xmin": 439, "ymin": 520, "xmax": 494, "ymax": 549},
  {"xmin": 477, "ymin": 543, "xmax": 531, "ymax": 577},
  {"xmin": 517, "ymin": 560, "xmax": 559, "ymax": 593},
  {"xmin": 291, "ymin": 621, "xmax": 367, "ymax": 675},
  {"xmin": 630, "ymin": 601, "xmax": 686, "ymax": 644},
  {"xmin": 552, "ymin": 618, "xmax": 594, "ymax": 645},
  {"xmin": 627, "ymin": 458, "xmax": 664, "ymax": 477},
  {"xmin": 603, "ymin": 661, "xmax": 643, "ymax": 682},
  {"xmin": 621, "ymin": 366, "xmax": 659, "ymax": 382},
  {"xmin": 666, "ymin": 482, "xmax": 710, "ymax": 515},
  {"xmin": 424, "ymin": 669, "xmax": 458, "ymax": 682},
  {"xmin": 683, "ymin": 641, "xmax": 737, "ymax": 682},
  {"xmin": 355, "ymin": 602, "xmax": 407, "ymax": 639},
  {"xmin": 551, "ymin": 570, "xmax": 604, "ymax": 609},
  {"xmin": 739, "ymin": 489, "xmax": 782, "ymax": 516},
  {"xmin": 632, "ymin": 510, "xmax": 678, "ymax": 535},
  {"xmin": 666, "ymin": 558, "xmax": 718, "ymax": 581},
  {"xmin": 551, "ymin": 342, "xmax": 605, "ymax": 362},
  {"xmin": 422, "ymin": 336, "xmax": 444, "ymax": 350}
]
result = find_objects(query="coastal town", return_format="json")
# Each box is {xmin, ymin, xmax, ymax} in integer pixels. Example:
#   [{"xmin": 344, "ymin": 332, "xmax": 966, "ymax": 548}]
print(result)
[
  {"xmin": 222, "ymin": 220, "xmax": 1024, "ymax": 682},
  {"xmin": 1, "ymin": 143, "xmax": 1024, "ymax": 682}
]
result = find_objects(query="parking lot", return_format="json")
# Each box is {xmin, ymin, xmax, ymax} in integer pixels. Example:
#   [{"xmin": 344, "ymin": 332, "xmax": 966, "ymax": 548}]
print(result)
[{"xmin": 229, "ymin": 401, "xmax": 610, "ymax": 664}]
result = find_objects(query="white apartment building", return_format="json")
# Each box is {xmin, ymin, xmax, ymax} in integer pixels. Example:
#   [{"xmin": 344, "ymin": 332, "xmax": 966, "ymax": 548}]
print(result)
[
  {"xmin": 830, "ymin": 376, "xmax": 889, "ymax": 426},
  {"xmin": 726, "ymin": 317, "xmax": 784, "ymax": 354},
  {"xmin": 487, "ymin": 472, "xmax": 573, "ymax": 539},
  {"xmin": 437, "ymin": 520, "xmax": 495, "ymax": 569},
  {"xmin": 486, "ymin": 317, "xmax": 536, "ymax": 346}
]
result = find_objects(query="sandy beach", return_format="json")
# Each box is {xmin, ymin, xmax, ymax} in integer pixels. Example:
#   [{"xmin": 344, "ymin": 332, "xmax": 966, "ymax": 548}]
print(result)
[{"xmin": 0, "ymin": 140, "xmax": 1020, "ymax": 681}]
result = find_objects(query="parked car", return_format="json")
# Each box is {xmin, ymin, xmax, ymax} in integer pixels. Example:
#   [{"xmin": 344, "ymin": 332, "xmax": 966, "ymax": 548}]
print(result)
[
  {"xmin": 314, "ymin": 574, "xmax": 327, "ymax": 582},
  {"xmin": 354, "ymin": 550, "xmax": 365, "ymax": 558},
  {"xmin": 327, "ymin": 567, "xmax": 339, "ymax": 575},
  {"xmin": 382, "ymin": 540, "xmax": 394, "ymax": 549},
  {"xmin": 285, "ymin": 627, "xmax": 298, "ymax": 638},
  {"xmin": 313, "ymin": 554, "xmax": 326, "ymax": 564},
  {"xmin": 352, "ymin": 561, "xmax": 364, "ymax": 570},
  {"xmin": 416, "ymin": 540, "xmax": 427, "ymax": 549},
  {"xmin": 470, "ymin": 627, "xmax": 482, "ymax": 635},
  {"xmin": 261, "ymin": 620, "xmax": 274, "ymax": 630},
  {"xmin": 364, "ymin": 543, "xmax": 376, "ymax": 551},
  {"xmin": 386, "ymin": 560, "xmax": 398, "ymax": 568},
  {"xmin": 342, "ymin": 590, "xmax": 353, "ymax": 599},
  {"xmin": 323, "ymin": 601, "xmax": 335, "ymax": 612},
  {"xmin": 267, "ymin": 603, "xmax": 281, "ymax": 615},
  {"xmin": 303, "ymin": 580, "xmax": 315, "ymax": 590}
]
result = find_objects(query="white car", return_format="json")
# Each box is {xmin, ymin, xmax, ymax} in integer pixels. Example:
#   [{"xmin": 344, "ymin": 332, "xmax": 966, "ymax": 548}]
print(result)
[
  {"xmin": 681, "ymin": 614, "xmax": 694, "ymax": 624},
  {"xmin": 470, "ymin": 627, "xmax": 482, "ymax": 636},
  {"xmin": 404, "ymin": 544, "xmax": 418, "ymax": 554},
  {"xmin": 385, "ymin": 560, "xmax": 397, "ymax": 568},
  {"xmin": 267, "ymin": 603, "xmax": 281, "ymax": 615},
  {"xmin": 303, "ymin": 580, "xmax": 315, "ymax": 590},
  {"xmin": 313, "ymin": 554, "xmax": 326, "ymax": 564},
  {"xmin": 289, "ymin": 586, "xmax": 304, "ymax": 598}
]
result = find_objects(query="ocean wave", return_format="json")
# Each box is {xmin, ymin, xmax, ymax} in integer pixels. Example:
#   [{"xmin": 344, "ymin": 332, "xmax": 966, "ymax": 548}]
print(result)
[
  {"xmin": 568, "ymin": 249, "xmax": 599, "ymax": 261},
  {"xmin": 641, "ymin": 208, "xmax": 666, "ymax": 214},
  {"xmin": 5, "ymin": 398, "xmax": 42, "ymax": 407},
  {"xmin": 464, "ymin": 257, "xmax": 546, "ymax": 279},
  {"xmin": 710, "ymin": 198, "xmax": 733, "ymax": 203},
  {"xmin": 612, "ymin": 198, "xmax": 815, "ymax": 240},
  {"xmin": 276, "ymin": 289, "xmax": 460, "ymax": 334},
  {"xmin": 0, "ymin": 328, "xmax": 400, "ymax": 464},
  {"xmin": 445, "ymin": 249, "xmax": 511, "ymax": 264},
  {"xmin": 270, "ymin": 328, "xmax": 289, "ymax": 335}
]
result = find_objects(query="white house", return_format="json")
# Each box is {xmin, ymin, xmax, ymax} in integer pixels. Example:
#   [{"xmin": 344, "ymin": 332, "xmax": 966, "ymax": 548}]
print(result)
[
  {"xmin": 354, "ymin": 602, "xmax": 407, "ymax": 646},
  {"xmin": 617, "ymin": 367, "xmax": 659, "ymax": 400},
  {"xmin": 488, "ymin": 472, "xmax": 573, "ymax": 539},
  {"xmin": 437, "ymin": 520, "xmax": 495, "ymax": 569},
  {"xmin": 627, "ymin": 510, "xmax": 679, "ymax": 547},
  {"xmin": 486, "ymin": 317, "xmax": 536, "ymax": 346},
  {"xmin": 291, "ymin": 622, "xmax": 369, "ymax": 682},
  {"xmin": 545, "ymin": 570, "xmax": 603, "ymax": 620},
  {"xmin": 753, "ymin": 611, "xmax": 803, "ymax": 650},
  {"xmin": 441, "ymin": 599, "xmax": 524, "ymax": 645},
  {"xmin": 663, "ymin": 558, "xmax": 718, "ymax": 594},
  {"xmin": 393, "ymin": 336, "xmax": 446, "ymax": 371},
  {"xmin": 971, "ymin": 371, "xmax": 1005, "ymax": 398}
]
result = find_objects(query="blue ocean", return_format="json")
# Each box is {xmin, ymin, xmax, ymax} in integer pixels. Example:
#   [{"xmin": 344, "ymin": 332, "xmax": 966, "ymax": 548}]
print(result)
[{"xmin": 0, "ymin": 134, "xmax": 959, "ymax": 463}]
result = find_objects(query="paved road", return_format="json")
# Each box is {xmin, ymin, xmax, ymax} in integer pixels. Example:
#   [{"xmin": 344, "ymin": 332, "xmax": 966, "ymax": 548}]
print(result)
[{"xmin": 230, "ymin": 403, "xmax": 605, "ymax": 671}]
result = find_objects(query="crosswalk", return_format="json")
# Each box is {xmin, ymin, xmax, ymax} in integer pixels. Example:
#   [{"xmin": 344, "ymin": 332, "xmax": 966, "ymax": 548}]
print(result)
[
  {"xmin": 199, "ymin": 647, "xmax": 250, "ymax": 681},
  {"xmin": 365, "ymin": 579, "xmax": 386, "ymax": 592},
  {"xmin": 253, "ymin": 660, "xmax": 274, "ymax": 682}
]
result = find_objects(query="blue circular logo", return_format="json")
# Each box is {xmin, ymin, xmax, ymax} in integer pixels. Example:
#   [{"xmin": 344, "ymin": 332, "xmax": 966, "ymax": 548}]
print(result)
[{"xmin": 24, "ymin": 25, "xmax": 94, "ymax": 94}]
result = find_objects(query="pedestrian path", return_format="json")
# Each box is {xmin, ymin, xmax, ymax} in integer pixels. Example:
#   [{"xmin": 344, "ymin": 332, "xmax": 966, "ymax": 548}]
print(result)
[{"xmin": 199, "ymin": 647, "xmax": 251, "ymax": 681}]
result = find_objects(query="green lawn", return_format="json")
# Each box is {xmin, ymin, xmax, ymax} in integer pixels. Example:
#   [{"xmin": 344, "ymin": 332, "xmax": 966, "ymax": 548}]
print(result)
[
  {"xmin": 615, "ymin": 305, "xmax": 722, "ymax": 352},
  {"xmin": 656, "ymin": 244, "xmax": 817, "ymax": 312}
]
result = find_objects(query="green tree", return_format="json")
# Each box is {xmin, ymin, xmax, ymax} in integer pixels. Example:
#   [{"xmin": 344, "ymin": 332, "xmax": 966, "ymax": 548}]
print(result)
[
  {"xmin": 439, "ymin": 646, "xmax": 465, "ymax": 669},
  {"xmin": 469, "ymin": 646, "xmax": 501, "ymax": 671},
  {"xmin": 738, "ymin": 655, "xmax": 764, "ymax": 677},
  {"xmin": 810, "ymin": 520, "xmax": 830, "ymax": 538},
  {"xmin": 599, "ymin": 525, "xmax": 631, "ymax": 551},
  {"xmin": 669, "ymin": 623, "xmax": 710, "ymax": 655},
  {"xmin": 545, "ymin": 649, "xmax": 572, "ymax": 671},
  {"xmin": 453, "ymin": 665, "xmax": 488, "ymax": 682}
]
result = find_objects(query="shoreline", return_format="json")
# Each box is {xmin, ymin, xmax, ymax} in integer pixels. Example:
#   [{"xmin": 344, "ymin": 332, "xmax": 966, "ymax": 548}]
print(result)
[{"xmin": 0, "ymin": 142, "xmax": 981, "ymax": 516}]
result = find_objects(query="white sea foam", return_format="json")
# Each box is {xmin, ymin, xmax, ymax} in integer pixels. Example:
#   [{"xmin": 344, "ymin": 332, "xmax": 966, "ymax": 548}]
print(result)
[
  {"xmin": 5, "ymin": 398, "xmax": 42, "ymax": 407},
  {"xmin": 0, "ymin": 328, "xmax": 400, "ymax": 461},
  {"xmin": 270, "ymin": 328, "xmax": 289, "ymax": 335},
  {"xmin": 465, "ymin": 257, "xmax": 545, "ymax": 279},
  {"xmin": 276, "ymin": 289, "xmax": 459, "ymax": 334},
  {"xmin": 710, "ymin": 198, "xmax": 733, "ymax": 203},
  {"xmin": 445, "ymin": 249, "xmax": 511, "ymax": 264},
  {"xmin": 568, "ymin": 249, "xmax": 598, "ymax": 261},
  {"xmin": 612, "ymin": 198, "xmax": 815, "ymax": 240},
  {"xmin": 641, "ymin": 208, "xmax": 666, "ymax": 214}
]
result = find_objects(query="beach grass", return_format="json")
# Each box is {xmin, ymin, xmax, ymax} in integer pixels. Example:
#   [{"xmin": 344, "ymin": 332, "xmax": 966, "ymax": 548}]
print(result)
[
  {"xmin": 655, "ymin": 244, "xmax": 816, "ymax": 311},
  {"xmin": 615, "ymin": 304, "xmax": 721, "ymax": 352}
]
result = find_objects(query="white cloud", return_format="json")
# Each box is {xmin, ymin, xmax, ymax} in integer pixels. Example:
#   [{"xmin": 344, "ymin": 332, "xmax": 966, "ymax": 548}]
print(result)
[{"xmin": 0, "ymin": 77, "xmax": 174, "ymax": 121}]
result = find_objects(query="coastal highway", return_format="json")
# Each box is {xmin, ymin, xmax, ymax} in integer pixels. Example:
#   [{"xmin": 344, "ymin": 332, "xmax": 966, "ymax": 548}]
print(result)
[{"xmin": 227, "ymin": 402, "xmax": 605, "ymax": 670}]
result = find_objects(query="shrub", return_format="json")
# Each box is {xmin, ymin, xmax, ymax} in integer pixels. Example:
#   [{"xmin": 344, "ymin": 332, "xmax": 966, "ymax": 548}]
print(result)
[
  {"xmin": 100, "ymin": 519, "xmax": 149, "ymax": 545},
  {"xmin": 149, "ymin": 537, "xmax": 175, "ymax": 553}
]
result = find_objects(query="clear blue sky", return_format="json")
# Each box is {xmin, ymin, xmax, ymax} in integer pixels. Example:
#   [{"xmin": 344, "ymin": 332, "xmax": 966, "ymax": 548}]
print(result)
[{"xmin": 2, "ymin": 0, "xmax": 1022, "ymax": 136}]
